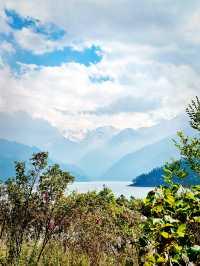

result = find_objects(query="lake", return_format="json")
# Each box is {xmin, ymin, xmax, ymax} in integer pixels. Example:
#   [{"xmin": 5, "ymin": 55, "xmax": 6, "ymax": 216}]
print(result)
[{"xmin": 68, "ymin": 181, "xmax": 154, "ymax": 198}]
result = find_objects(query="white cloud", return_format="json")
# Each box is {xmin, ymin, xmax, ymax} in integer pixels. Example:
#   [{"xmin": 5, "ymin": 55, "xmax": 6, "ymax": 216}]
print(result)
[
  {"xmin": 183, "ymin": 8, "xmax": 200, "ymax": 44},
  {"xmin": 0, "ymin": 3, "xmax": 11, "ymax": 33},
  {"xmin": 0, "ymin": 1, "xmax": 199, "ymax": 138},
  {"xmin": 0, "ymin": 40, "xmax": 15, "ymax": 53},
  {"xmin": 14, "ymin": 27, "xmax": 58, "ymax": 54},
  {"xmin": 3, "ymin": 1, "xmax": 199, "ymax": 50},
  {"xmin": 0, "ymin": 47, "xmax": 198, "ymax": 139},
  {"xmin": 13, "ymin": 27, "xmax": 85, "ymax": 55}
]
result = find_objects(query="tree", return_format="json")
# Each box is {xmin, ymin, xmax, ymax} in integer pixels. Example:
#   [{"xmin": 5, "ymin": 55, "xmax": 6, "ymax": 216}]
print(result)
[{"xmin": 0, "ymin": 152, "xmax": 74, "ymax": 265}]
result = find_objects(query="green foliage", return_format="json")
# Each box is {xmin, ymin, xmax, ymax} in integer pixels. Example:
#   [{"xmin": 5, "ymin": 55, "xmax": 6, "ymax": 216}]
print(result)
[
  {"xmin": 0, "ymin": 152, "xmax": 141, "ymax": 265},
  {"xmin": 140, "ymin": 97, "xmax": 200, "ymax": 265},
  {"xmin": 0, "ymin": 152, "xmax": 75, "ymax": 265},
  {"xmin": 186, "ymin": 95, "xmax": 200, "ymax": 131},
  {"xmin": 60, "ymin": 188, "xmax": 140, "ymax": 265}
]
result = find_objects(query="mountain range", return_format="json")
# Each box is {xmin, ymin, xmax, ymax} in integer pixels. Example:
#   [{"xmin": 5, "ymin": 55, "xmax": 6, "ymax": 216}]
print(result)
[
  {"xmin": 0, "ymin": 139, "xmax": 89, "ymax": 182},
  {"xmin": 0, "ymin": 111, "xmax": 194, "ymax": 182},
  {"xmin": 102, "ymin": 137, "xmax": 180, "ymax": 180},
  {"xmin": 78, "ymin": 115, "xmax": 192, "ymax": 179}
]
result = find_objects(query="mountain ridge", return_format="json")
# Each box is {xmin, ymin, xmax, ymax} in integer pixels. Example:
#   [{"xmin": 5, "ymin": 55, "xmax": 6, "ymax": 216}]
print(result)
[
  {"xmin": 101, "ymin": 137, "xmax": 180, "ymax": 181},
  {"xmin": 0, "ymin": 111, "xmax": 192, "ymax": 180},
  {"xmin": 0, "ymin": 139, "xmax": 89, "ymax": 182}
]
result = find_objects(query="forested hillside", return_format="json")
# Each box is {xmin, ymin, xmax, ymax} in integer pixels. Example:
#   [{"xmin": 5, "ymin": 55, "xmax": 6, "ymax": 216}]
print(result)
[{"xmin": 132, "ymin": 161, "xmax": 200, "ymax": 186}]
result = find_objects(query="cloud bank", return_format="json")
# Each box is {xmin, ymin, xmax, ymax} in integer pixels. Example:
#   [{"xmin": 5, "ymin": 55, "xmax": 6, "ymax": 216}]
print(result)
[{"xmin": 0, "ymin": 1, "xmax": 199, "ymax": 139}]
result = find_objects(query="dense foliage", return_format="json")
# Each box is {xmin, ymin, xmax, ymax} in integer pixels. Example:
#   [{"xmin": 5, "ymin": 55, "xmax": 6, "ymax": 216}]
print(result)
[
  {"xmin": 0, "ymin": 153, "xmax": 141, "ymax": 265},
  {"xmin": 139, "ymin": 97, "xmax": 200, "ymax": 265}
]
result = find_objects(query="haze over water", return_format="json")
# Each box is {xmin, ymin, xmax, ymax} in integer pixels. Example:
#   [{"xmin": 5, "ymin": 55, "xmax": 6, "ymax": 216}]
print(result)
[{"xmin": 68, "ymin": 182, "xmax": 153, "ymax": 198}]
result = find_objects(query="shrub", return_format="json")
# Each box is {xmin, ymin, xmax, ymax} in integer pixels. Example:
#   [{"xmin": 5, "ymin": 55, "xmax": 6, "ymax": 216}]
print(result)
[
  {"xmin": 139, "ymin": 97, "xmax": 200, "ymax": 265},
  {"xmin": 0, "ymin": 152, "xmax": 74, "ymax": 265},
  {"xmin": 0, "ymin": 153, "xmax": 141, "ymax": 265}
]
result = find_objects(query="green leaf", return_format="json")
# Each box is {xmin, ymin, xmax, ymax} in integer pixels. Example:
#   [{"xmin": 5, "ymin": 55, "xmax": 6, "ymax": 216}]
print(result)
[
  {"xmin": 165, "ymin": 193, "xmax": 175, "ymax": 205},
  {"xmin": 161, "ymin": 223, "xmax": 173, "ymax": 228},
  {"xmin": 176, "ymin": 224, "xmax": 186, "ymax": 237},
  {"xmin": 160, "ymin": 231, "xmax": 170, "ymax": 239},
  {"xmin": 190, "ymin": 245, "xmax": 200, "ymax": 254},
  {"xmin": 172, "ymin": 242, "xmax": 182, "ymax": 252},
  {"xmin": 193, "ymin": 216, "xmax": 200, "ymax": 223},
  {"xmin": 156, "ymin": 255, "xmax": 167, "ymax": 263}
]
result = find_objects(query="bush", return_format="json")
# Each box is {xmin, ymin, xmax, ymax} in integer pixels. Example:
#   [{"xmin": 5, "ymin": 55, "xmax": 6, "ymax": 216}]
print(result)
[
  {"xmin": 0, "ymin": 152, "xmax": 74, "ymax": 265},
  {"xmin": 0, "ymin": 153, "xmax": 141, "ymax": 265},
  {"xmin": 139, "ymin": 97, "xmax": 200, "ymax": 265}
]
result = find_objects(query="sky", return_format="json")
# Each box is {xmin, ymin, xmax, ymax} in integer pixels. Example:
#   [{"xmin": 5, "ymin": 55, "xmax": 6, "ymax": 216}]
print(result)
[{"xmin": 0, "ymin": 0, "xmax": 199, "ymax": 140}]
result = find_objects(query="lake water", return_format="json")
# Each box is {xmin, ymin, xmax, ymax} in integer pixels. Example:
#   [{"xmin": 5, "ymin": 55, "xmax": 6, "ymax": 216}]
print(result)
[{"xmin": 68, "ymin": 182, "xmax": 154, "ymax": 198}]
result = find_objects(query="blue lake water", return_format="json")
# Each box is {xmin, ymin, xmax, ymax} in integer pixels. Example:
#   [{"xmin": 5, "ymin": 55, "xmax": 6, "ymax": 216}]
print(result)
[{"xmin": 68, "ymin": 182, "xmax": 154, "ymax": 198}]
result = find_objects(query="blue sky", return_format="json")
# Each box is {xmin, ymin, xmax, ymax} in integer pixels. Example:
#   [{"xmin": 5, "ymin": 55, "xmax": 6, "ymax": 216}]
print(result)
[
  {"xmin": 2, "ymin": 9, "xmax": 102, "ymax": 72},
  {"xmin": 0, "ymin": 1, "xmax": 199, "ymax": 139}
]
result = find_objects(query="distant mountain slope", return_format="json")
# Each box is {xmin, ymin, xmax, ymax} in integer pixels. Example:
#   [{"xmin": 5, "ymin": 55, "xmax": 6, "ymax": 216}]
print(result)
[
  {"xmin": 0, "ymin": 138, "xmax": 39, "ymax": 161},
  {"xmin": 0, "ymin": 139, "xmax": 39, "ymax": 181},
  {"xmin": 57, "ymin": 162, "xmax": 89, "ymax": 182},
  {"xmin": 102, "ymin": 137, "xmax": 180, "ymax": 181},
  {"xmin": 78, "ymin": 128, "xmax": 144, "ymax": 177},
  {"xmin": 131, "ymin": 162, "xmax": 200, "ymax": 187},
  {"xmin": 80, "ymin": 126, "xmax": 118, "ymax": 148},
  {"xmin": 0, "ymin": 139, "xmax": 88, "ymax": 182},
  {"xmin": 78, "ymin": 115, "xmax": 192, "ymax": 178},
  {"xmin": 0, "ymin": 111, "xmax": 193, "ymax": 180},
  {"xmin": 0, "ymin": 112, "xmax": 80, "ymax": 164},
  {"xmin": 0, "ymin": 112, "xmax": 119, "ymax": 166}
]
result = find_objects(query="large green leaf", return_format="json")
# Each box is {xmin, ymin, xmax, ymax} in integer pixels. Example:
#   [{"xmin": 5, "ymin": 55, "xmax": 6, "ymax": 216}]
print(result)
[{"xmin": 176, "ymin": 224, "xmax": 186, "ymax": 237}]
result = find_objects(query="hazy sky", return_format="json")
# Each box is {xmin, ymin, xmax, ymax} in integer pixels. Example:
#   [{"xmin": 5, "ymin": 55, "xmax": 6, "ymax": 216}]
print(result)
[{"xmin": 0, "ymin": 0, "xmax": 199, "ymax": 139}]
